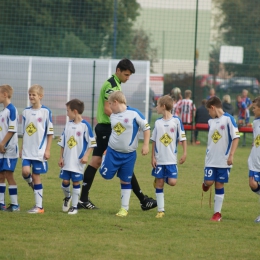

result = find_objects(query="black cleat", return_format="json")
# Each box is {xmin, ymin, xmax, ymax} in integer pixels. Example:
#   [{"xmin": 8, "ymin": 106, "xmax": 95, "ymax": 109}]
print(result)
[
  {"xmin": 77, "ymin": 199, "xmax": 99, "ymax": 210},
  {"xmin": 140, "ymin": 195, "xmax": 157, "ymax": 211}
]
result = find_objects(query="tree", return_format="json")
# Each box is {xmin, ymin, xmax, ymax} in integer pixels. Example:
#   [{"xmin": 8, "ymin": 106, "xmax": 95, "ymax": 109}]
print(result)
[
  {"xmin": 0, "ymin": 0, "xmax": 148, "ymax": 60},
  {"xmin": 212, "ymin": 0, "xmax": 260, "ymax": 80}
]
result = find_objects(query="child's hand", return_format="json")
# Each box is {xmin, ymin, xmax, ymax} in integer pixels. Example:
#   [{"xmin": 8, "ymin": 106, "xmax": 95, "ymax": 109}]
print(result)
[
  {"xmin": 19, "ymin": 149, "xmax": 22, "ymax": 158},
  {"xmin": 179, "ymin": 154, "xmax": 186, "ymax": 164},
  {"xmin": 0, "ymin": 143, "xmax": 5, "ymax": 154},
  {"xmin": 151, "ymin": 157, "xmax": 157, "ymax": 168},
  {"xmin": 227, "ymin": 154, "xmax": 233, "ymax": 165},
  {"xmin": 141, "ymin": 144, "xmax": 149, "ymax": 155},
  {"xmin": 58, "ymin": 158, "xmax": 64, "ymax": 168},
  {"xmin": 80, "ymin": 155, "xmax": 89, "ymax": 164},
  {"xmin": 44, "ymin": 149, "xmax": 51, "ymax": 160}
]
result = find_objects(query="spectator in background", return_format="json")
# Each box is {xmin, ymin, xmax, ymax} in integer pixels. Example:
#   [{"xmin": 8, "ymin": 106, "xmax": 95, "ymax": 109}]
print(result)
[
  {"xmin": 241, "ymin": 89, "xmax": 252, "ymax": 125},
  {"xmin": 194, "ymin": 99, "xmax": 211, "ymax": 144},
  {"xmin": 171, "ymin": 95, "xmax": 179, "ymax": 116},
  {"xmin": 237, "ymin": 95, "xmax": 247, "ymax": 126},
  {"xmin": 148, "ymin": 88, "xmax": 155, "ymax": 124},
  {"xmin": 207, "ymin": 88, "xmax": 216, "ymax": 100},
  {"xmin": 222, "ymin": 95, "xmax": 234, "ymax": 116},
  {"xmin": 178, "ymin": 90, "xmax": 196, "ymax": 125}
]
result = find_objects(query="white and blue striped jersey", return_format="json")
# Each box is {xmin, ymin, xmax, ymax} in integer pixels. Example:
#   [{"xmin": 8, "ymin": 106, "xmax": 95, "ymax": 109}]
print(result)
[
  {"xmin": 21, "ymin": 105, "xmax": 54, "ymax": 161},
  {"xmin": 58, "ymin": 120, "xmax": 97, "ymax": 174},
  {"xmin": 151, "ymin": 116, "xmax": 186, "ymax": 165},
  {"xmin": 248, "ymin": 118, "xmax": 260, "ymax": 171},
  {"xmin": 108, "ymin": 106, "xmax": 150, "ymax": 153},
  {"xmin": 205, "ymin": 113, "xmax": 240, "ymax": 168},
  {"xmin": 0, "ymin": 103, "xmax": 19, "ymax": 159}
]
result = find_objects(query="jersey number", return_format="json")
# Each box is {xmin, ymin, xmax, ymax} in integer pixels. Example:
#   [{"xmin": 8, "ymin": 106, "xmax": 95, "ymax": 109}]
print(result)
[{"xmin": 204, "ymin": 169, "xmax": 213, "ymax": 177}]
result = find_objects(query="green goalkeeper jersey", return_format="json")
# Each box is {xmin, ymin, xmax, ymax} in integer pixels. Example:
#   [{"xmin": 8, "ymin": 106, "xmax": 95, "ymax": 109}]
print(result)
[{"xmin": 97, "ymin": 74, "xmax": 121, "ymax": 124}]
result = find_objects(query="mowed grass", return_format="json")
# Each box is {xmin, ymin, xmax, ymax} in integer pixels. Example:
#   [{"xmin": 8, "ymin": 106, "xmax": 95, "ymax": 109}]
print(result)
[{"xmin": 0, "ymin": 138, "xmax": 258, "ymax": 260}]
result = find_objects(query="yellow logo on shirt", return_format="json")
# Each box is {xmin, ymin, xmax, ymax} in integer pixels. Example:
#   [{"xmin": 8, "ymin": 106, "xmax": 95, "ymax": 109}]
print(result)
[
  {"xmin": 67, "ymin": 136, "xmax": 77, "ymax": 149},
  {"xmin": 113, "ymin": 122, "xmax": 126, "ymax": 135},
  {"xmin": 26, "ymin": 122, "xmax": 37, "ymax": 136},
  {"xmin": 211, "ymin": 130, "xmax": 222, "ymax": 143},
  {"xmin": 160, "ymin": 133, "xmax": 173, "ymax": 147},
  {"xmin": 0, "ymin": 126, "xmax": 2, "ymax": 131},
  {"xmin": 254, "ymin": 135, "xmax": 260, "ymax": 148}
]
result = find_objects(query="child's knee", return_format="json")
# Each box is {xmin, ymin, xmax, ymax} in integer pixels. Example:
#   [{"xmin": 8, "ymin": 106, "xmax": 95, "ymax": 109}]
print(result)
[{"xmin": 167, "ymin": 178, "xmax": 177, "ymax": 186}]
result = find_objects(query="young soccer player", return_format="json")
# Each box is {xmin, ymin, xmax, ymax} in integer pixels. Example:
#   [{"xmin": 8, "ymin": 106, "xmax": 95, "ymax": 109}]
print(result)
[
  {"xmin": 241, "ymin": 89, "xmax": 252, "ymax": 125},
  {"xmin": 0, "ymin": 85, "xmax": 20, "ymax": 211},
  {"xmin": 237, "ymin": 95, "xmax": 247, "ymax": 126},
  {"xmin": 58, "ymin": 99, "xmax": 96, "ymax": 215},
  {"xmin": 247, "ymin": 97, "xmax": 260, "ymax": 222},
  {"xmin": 202, "ymin": 96, "xmax": 240, "ymax": 221},
  {"xmin": 99, "ymin": 91, "xmax": 150, "ymax": 217},
  {"xmin": 20, "ymin": 84, "xmax": 54, "ymax": 213},
  {"xmin": 151, "ymin": 95, "xmax": 187, "ymax": 218}
]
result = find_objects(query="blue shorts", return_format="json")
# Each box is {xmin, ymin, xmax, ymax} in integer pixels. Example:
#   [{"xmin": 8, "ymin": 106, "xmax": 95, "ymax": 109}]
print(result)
[
  {"xmin": 22, "ymin": 159, "xmax": 48, "ymax": 174},
  {"xmin": 248, "ymin": 170, "xmax": 260, "ymax": 182},
  {"xmin": 99, "ymin": 146, "xmax": 136, "ymax": 182},
  {"xmin": 59, "ymin": 169, "xmax": 83, "ymax": 182},
  {"xmin": 204, "ymin": 167, "xmax": 230, "ymax": 183},
  {"xmin": 0, "ymin": 158, "xmax": 18, "ymax": 172},
  {"xmin": 151, "ymin": 164, "xmax": 178, "ymax": 179}
]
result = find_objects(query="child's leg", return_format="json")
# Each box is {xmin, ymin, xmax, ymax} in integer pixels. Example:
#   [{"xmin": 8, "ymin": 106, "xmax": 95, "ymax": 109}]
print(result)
[
  {"xmin": 249, "ymin": 177, "xmax": 260, "ymax": 195},
  {"xmin": 71, "ymin": 182, "xmax": 80, "ymax": 208},
  {"xmin": 120, "ymin": 181, "xmax": 132, "ymax": 211},
  {"xmin": 61, "ymin": 180, "xmax": 71, "ymax": 198},
  {"xmin": 0, "ymin": 172, "xmax": 6, "ymax": 208},
  {"xmin": 165, "ymin": 177, "xmax": 177, "ymax": 186},
  {"xmin": 5, "ymin": 171, "xmax": 18, "ymax": 206},
  {"xmin": 32, "ymin": 173, "xmax": 43, "ymax": 209},
  {"xmin": 155, "ymin": 178, "xmax": 164, "ymax": 213},
  {"xmin": 22, "ymin": 166, "xmax": 33, "ymax": 187},
  {"xmin": 214, "ymin": 182, "xmax": 224, "ymax": 213}
]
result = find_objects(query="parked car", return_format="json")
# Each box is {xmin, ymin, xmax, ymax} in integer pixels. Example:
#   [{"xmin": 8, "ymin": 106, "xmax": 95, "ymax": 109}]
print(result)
[
  {"xmin": 216, "ymin": 77, "xmax": 260, "ymax": 94},
  {"xmin": 196, "ymin": 74, "xmax": 225, "ymax": 88}
]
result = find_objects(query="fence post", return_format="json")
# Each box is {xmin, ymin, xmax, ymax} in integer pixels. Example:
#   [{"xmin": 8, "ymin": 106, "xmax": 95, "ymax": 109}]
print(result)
[{"xmin": 91, "ymin": 60, "xmax": 96, "ymax": 129}]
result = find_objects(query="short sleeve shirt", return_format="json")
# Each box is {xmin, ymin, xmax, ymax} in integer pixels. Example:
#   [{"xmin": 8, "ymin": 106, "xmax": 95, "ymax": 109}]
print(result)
[{"xmin": 97, "ymin": 74, "xmax": 121, "ymax": 124}]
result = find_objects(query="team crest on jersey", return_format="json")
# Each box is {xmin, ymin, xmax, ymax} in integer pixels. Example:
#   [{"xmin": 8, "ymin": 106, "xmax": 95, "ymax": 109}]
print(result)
[
  {"xmin": 38, "ymin": 117, "xmax": 42, "ymax": 122},
  {"xmin": 67, "ymin": 136, "xmax": 77, "ymax": 149},
  {"xmin": 113, "ymin": 122, "xmax": 126, "ymax": 135},
  {"xmin": 160, "ymin": 133, "xmax": 173, "ymax": 147},
  {"xmin": 211, "ymin": 130, "xmax": 222, "ymax": 143},
  {"xmin": 1, "ymin": 118, "xmax": 4, "ymax": 122},
  {"xmin": 220, "ymin": 125, "xmax": 225, "ymax": 130},
  {"xmin": 76, "ymin": 131, "xmax": 81, "ymax": 136},
  {"xmin": 26, "ymin": 122, "xmax": 37, "ymax": 136},
  {"xmin": 170, "ymin": 128, "xmax": 174, "ymax": 133},
  {"xmin": 124, "ymin": 118, "xmax": 129, "ymax": 123},
  {"xmin": 254, "ymin": 134, "xmax": 260, "ymax": 148},
  {"xmin": 0, "ymin": 126, "xmax": 2, "ymax": 131}
]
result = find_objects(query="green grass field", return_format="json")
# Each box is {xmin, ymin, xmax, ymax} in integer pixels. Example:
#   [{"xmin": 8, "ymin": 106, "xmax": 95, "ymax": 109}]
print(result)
[{"xmin": 0, "ymin": 138, "xmax": 258, "ymax": 260}]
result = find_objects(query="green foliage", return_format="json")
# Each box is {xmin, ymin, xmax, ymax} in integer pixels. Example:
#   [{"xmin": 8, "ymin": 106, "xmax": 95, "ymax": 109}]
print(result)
[
  {"xmin": 212, "ymin": 0, "xmax": 260, "ymax": 80},
  {"xmin": 0, "ymin": 138, "xmax": 258, "ymax": 259}
]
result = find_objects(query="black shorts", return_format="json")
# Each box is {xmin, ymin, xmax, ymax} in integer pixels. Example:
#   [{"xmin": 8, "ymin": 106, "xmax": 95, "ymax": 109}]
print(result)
[{"xmin": 92, "ymin": 123, "xmax": 112, "ymax": 157}]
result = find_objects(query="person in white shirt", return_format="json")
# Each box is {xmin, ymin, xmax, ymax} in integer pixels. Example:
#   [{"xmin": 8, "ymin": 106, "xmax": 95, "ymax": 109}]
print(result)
[
  {"xmin": 151, "ymin": 95, "xmax": 187, "ymax": 218},
  {"xmin": 202, "ymin": 96, "xmax": 240, "ymax": 222},
  {"xmin": 0, "ymin": 85, "xmax": 20, "ymax": 212},
  {"xmin": 99, "ymin": 91, "xmax": 150, "ymax": 217},
  {"xmin": 58, "ymin": 99, "xmax": 96, "ymax": 215},
  {"xmin": 247, "ymin": 97, "xmax": 260, "ymax": 223},
  {"xmin": 20, "ymin": 84, "xmax": 54, "ymax": 214}
]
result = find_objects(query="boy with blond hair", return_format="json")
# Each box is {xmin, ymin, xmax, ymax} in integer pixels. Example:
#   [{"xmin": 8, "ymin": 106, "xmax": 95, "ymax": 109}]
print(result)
[
  {"xmin": 99, "ymin": 91, "xmax": 150, "ymax": 217},
  {"xmin": 20, "ymin": 84, "xmax": 54, "ymax": 213},
  {"xmin": 178, "ymin": 90, "xmax": 196, "ymax": 124},
  {"xmin": 0, "ymin": 85, "xmax": 20, "ymax": 211},
  {"xmin": 58, "ymin": 99, "xmax": 96, "ymax": 215},
  {"xmin": 152, "ymin": 95, "xmax": 187, "ymax": 218}
]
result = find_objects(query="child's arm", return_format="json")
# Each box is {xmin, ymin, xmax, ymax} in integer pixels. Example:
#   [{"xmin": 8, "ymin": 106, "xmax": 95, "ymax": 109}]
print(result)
[
  {"xmin": 58, "ymin": 147, "xmax": 64, "ymax": 168},
  {"xmin": 179, "ymin": 140, "xmax": 187, "ymax": 164},
  {"xmin": 141, "ymin": 129, "xmax": 150, "ymax": 156},
  {"xmin": 227, "ymin": 138, "xmax": 239, "ymax": 165},
  {"xmin": 151, "ymin": 141, "xmax": 157, "ymax": 168},
  {"xmin": 44, "ymin": 134, "xmax": 53, "ymax": 160},
  {"xmin": 0, "ymin": 132, "xmax": 14, "ymax": 153},
  {"xmin": 80, "ymin": 147, "xmax": 94, "ymax": 164}
]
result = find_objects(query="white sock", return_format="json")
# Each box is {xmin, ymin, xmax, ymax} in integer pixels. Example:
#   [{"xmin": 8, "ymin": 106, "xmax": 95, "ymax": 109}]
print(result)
[
  {"xmin": 9, "ymin": 185, "xmax": 18, "ymax": 205},
  {"xmin": 121, "ymin": 184, "xmax": 131, "ymax": 211},
  {"xmin": 34, "ymin": 184, "xmax": 43, "ymax": 208},
  {"xmin": 61, "ymin": 183, "xmax": 71, "ymax": 198},
  {"xmin": 72, "ymin": 185, "xmax": 80, "ymax": 208},
  {"xmin": 0, "ymin": 183, "xmax": 6, "ymax": 205},
  {"xmin": 156, "ymin": 189, "xmax": 164, "ymax": 212},
  {"xmin": 214, "ymin": 194, "xmax": 224, "ymax": 213}
]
